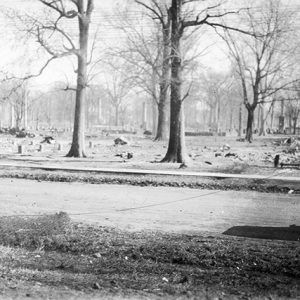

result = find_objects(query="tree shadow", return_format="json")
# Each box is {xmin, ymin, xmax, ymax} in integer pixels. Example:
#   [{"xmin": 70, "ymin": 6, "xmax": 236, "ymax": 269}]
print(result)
[{"xmin": 223, "ymin": 225, "xmax": 300, "ymax": 241}]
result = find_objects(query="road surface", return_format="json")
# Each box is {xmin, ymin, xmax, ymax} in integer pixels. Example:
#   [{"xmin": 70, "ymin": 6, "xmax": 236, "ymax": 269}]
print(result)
[{"xmin": 0, "ymin": 178, "xmax": 299, "ymax": 233}]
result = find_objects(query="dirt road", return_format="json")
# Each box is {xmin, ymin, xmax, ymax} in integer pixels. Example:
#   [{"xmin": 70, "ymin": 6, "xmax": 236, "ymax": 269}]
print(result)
[{"xmin": 0, "ymin": 178, "xmax": 299, "ymax": 233}]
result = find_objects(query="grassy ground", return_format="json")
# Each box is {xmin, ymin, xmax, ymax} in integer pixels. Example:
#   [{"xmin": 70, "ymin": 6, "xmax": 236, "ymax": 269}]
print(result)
[
  {"xmin": 0, "ymin": 213, "xmax": 299, "ymax": 299},
  {"xmin": 0, "ymin": 167, "xmax": 299, "ymax": 194}
]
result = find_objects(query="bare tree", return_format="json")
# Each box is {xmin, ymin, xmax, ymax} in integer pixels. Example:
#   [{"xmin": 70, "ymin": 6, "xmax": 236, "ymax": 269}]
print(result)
[
  {"xmin": 109, "ymin": 1, "xmax": 171, "ymax": 140},
  {"xmin": 161, "ymin": 0, "xmax": 253, "ymax": 163},
  {"xmin": 10, "ymin": 0, "xmax": 95, "ymax": 157},
  {"xmin": 103, "ymin": 62, "xmax": 132, "ymax": 127},
  {"xmin": 285, "ymin": 84, "xmax": 300, "ymax": 134},
  {"xmin": 0, "ymin": 79, "xmax": 29, "ymax": 130},
  {"xmin": 221, "ymin": 0, "xmax": 297, "ymax": 142}
]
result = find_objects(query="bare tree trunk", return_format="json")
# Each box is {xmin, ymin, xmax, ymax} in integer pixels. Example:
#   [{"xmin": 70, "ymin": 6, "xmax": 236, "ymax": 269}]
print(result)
[
  {"xmin": 209, "ymin": 106, "xmax": 213, "ymax": 130},
  {"xmin": 67, "ymin": 2, "xmax": 92, "ymax": 157},
  {"xmin": 229, "ymin": 100, "xmax": 233, "ymax": 132},
  {"xmin": 259, "ymin": 103, "xmax": 266, "ymax": 136},
  {"xmin": 238, "ymin": 103, "xmax": 243, "ymax": 137},
  {"xmin": 97, "ymin": 97, "xmax": 102, "ymax": 124},
  {"xmin": 24, "ymin": 92, "xmax": 28, "ymax": 130},
  {"xmin": 245, "ymin": 108, "xmax": 254, "ymax": 142},
  {"xmin": 10, "ymin": 104, "xmax": 15, "ymax": 128},
  {"xmin": 270, "ymin": 101, "xmax": 275, "ymax": 129},
  {"xmin": 216, "ymin": 96, "xmax": 220, "ymax": 133},
  {"xmin": 155, "ymin": 100, "xmax": 168, "ymax": 140},
  {"xmin": 288, "ymin": 115, "xmax": 292, "ymax": 133},
  {"xmin": 155, "ymin": 25, "xmax": 170, "ymax": 141},
  {"xmin": 152, "ymin": 101, "xmax": 158, "ymax": 135},
  {"xmin": 162, "ymin": 0, "xmax": 188, "ymax": 163},
  {"xmin": 67, "ymin": 54, "xmax": 87, "ymax": 157},
  {"xmin": 293, "ymin": 117, "xmax": 297, "ymax": 134},
  {"xmin": 115, "ymin": 105, "xmax": 119, "ymax": 126},
  {"xmin": 142, "ymin": 101, "xmax": 147, "ymax": 130}
]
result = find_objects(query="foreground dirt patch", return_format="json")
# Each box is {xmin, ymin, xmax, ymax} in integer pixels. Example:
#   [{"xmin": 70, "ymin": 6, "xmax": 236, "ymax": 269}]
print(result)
[{"xmin": 0, "ymin": 214, "xmax": 299, "ymax": 299}]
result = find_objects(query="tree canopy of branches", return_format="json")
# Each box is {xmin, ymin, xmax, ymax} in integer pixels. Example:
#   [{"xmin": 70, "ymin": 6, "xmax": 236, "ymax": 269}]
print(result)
[
  {"xmin": 221, "ymin": 0, "xmax": 297, "ymax": 142},
  {"xmin": 17, "ymin": 0, "xmax": 95, "ymax": 157},
  {"xmin": 109, "ymin": 0, "xmax": 172, "ymax": 140},
  {"xmin": 159, "ymin": 0, "xmax": 255, "ymax": 164}
]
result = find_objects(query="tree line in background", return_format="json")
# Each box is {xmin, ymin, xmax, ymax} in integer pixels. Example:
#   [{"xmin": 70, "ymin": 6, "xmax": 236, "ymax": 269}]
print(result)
[{"xmin": 0, "ymin": 0, "xmax": 299, "ymax": 163}]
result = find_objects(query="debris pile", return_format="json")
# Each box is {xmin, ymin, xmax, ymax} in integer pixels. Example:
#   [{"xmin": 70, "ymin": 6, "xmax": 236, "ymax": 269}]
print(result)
[
  {"xmin": 115, "ymin": 152, "xmax": 133, "ymax": 159},
  {"xmin": 41, "ymin": 136, "xmax": 56, "ymax": 144},
  {"xmin": 114, "ymin": 136, "xmax": 129, "ymax": 146}
]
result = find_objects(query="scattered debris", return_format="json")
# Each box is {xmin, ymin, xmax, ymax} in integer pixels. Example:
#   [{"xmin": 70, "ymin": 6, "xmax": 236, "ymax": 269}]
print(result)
[
  {"xmin": 114, "ymin": 136, "xmax": 129, "ymax": 146},
  {"xmin": 89, "ymin": 141, "xmax": 94, "ymax": 149},
  {"xmin": 283, "ymin": 137, "xmax": 295, "ymax": 145},
  {"xmin": 143, "ymin": 130, "xmax": 152, "ymax": 136},
  {"xmin": 189, "ymin": 152, "xmax": 196, "ymax": 159},
  {"xmin": 288, "ymin": 140, "xmax": 300, "ymax": 153},
  {"xmin": 162, "ymin": 277, "xmax": 169, "ymax": 283},
  {"xmin": 115, "ymin": 152, "xmax": 133, "ymax": 159},
  {"xmin": 236, "ymin": 138, "xmax": 245, "ymax": 142},
  {"xmin": 280, "ymin": 162, "xmax": 300, "ymax": 168},
  {"xmin": 225, "ymin": 152, "xmax": 237, "ymax": 158},
  {"xmin": 220, "ymin": 144, "xmax": 230, "ymax": 151},
  {"xmin": 215, "ymin": 153, "xmax": 222, "ymax": 157},
  {"xmin": 179, "ymin": 163, "xmax": 188, "ymax": 169},
  {"xmin": 15, "ymin": 130, "xmax": 35, "ymax": 138},
  {"xmin": 41, "ymin": 136, "xmax": 55, "ymax": 144},
  {"xmin": 16, "ymin": 131, "xmax": 27, "ymax": 138},
  {"xmin": 92, "ymin": 282, "xmax": 101, "ymax": 290},
  {"xmin": 205, "ymin": 161, "xmax": 212, "ymax": 165},
  {"xmin": 288, "ymin": 190, "xmax": 294, "ymax": 194},
  {"xmin": 93, "ymin": 253, "xmax": 102, "ymax": 258}
]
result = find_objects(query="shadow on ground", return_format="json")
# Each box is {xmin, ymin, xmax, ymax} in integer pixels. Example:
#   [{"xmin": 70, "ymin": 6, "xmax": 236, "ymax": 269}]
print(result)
[{"xmin": 223, "ymin": 225, "xmax": 300, "ymax": 241}]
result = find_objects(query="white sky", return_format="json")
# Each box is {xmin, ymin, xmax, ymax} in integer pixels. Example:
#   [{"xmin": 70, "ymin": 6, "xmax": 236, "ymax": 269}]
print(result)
[{"xmin": 0, "ymin": 0, "xmax": 299, "ymax": 90}]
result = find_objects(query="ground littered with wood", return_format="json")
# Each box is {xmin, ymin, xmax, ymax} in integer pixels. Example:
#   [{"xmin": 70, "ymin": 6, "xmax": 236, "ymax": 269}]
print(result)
[
  {"xmin": 0, "ymin": 133, "xmax": 299, "ymax": 299},
  {"xmin": 0, "ymin": 133, "xmax": 299, "ymax": 176},
  {"xmin": 0, "ymin": 133, "xmax": 299, "ymax": 193}
]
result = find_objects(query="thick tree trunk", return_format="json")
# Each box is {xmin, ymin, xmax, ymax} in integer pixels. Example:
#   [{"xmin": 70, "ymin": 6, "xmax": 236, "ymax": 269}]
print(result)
[
  {"xmin": 66, "ymin": 55, "xmax": 87, "ymax": 157},
  {"xmin": 155, "ymin": 26, "xmax": 170, "ymax": 141},
  {"xmin": 162, "ymin": 0, "xmax": 188, "ymax": 164},
  {"xmin": 67, "ymin": 4, "xmax": 91, "ymax": 158},
  {"xmin": 155, "ymin": 99, "xmax": 168, "ymax": 141},
  {"xmin": 245, "ymin": 108, "xmax": 254, "ymax": 143},
  {"xmin": 161, "ymin": 100, "xmax": 183, "ymax": 162}
]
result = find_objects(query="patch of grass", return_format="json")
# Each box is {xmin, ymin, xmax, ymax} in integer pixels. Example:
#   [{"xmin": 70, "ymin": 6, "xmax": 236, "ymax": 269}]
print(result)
[
  {"xmin": 0, "ymin": 212, "xmax": 70, "ymax": 250},
  {"xmin": 0, "ymin": 213, "xmax": 299, "ymax": 299},
  {"xmin": 0, "ymin": 169, "xmax": 297, "ymax": 194}
]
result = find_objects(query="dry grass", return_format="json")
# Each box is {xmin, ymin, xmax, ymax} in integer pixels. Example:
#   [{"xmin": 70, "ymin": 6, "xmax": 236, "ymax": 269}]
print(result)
[{"xmin": 0, "ymin": 213, "xmax": 299, "ymax": 299}]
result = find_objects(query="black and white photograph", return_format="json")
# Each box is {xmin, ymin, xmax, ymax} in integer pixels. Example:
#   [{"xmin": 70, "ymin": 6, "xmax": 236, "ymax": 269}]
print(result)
[{"xmin": 0, "ymin": 0, "xmax": 299, "ymax": 299}]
